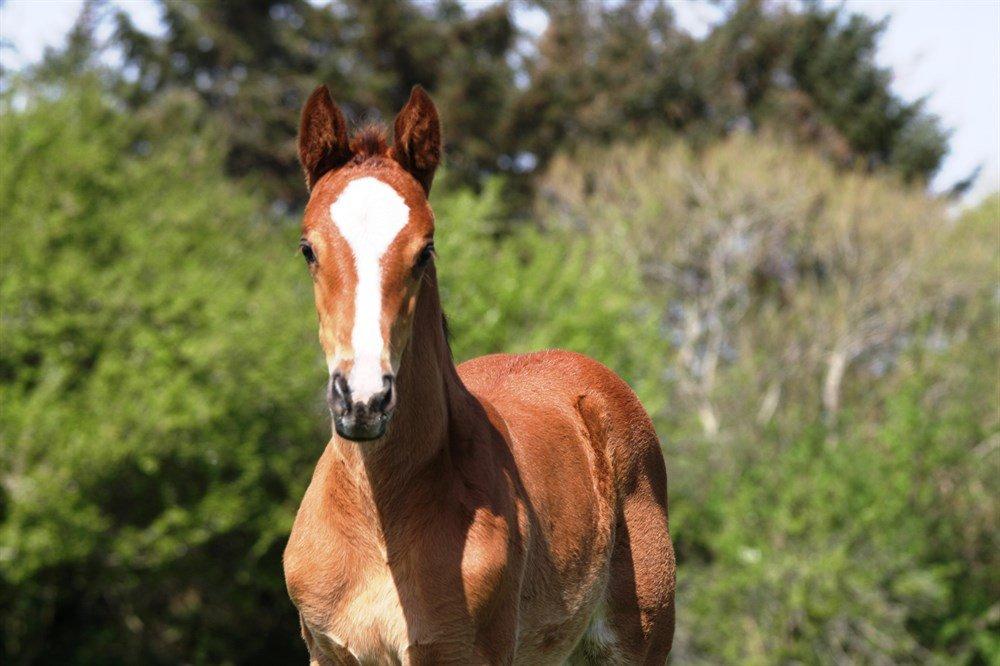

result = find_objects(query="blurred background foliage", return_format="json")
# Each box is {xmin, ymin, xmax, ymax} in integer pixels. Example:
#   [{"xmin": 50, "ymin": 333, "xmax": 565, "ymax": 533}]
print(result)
[{"xmin": 1, "ymin": 0, "xmax": 996, "ymax": 664}]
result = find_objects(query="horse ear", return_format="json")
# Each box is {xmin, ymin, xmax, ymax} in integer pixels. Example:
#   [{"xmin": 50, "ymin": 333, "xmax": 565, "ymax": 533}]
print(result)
[
  {"xmin": 298, "ymin": 85, "xmax": 351, "ymax": 190},
  {"xmin": 392, "ymin": 85, "xmax": 441, "ymax": 194}
]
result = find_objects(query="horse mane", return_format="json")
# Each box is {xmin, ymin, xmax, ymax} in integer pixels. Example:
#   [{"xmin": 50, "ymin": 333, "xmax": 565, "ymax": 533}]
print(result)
[{"xmin": 349, "ymin": 124, "xmax": 390, "ymax": 166}]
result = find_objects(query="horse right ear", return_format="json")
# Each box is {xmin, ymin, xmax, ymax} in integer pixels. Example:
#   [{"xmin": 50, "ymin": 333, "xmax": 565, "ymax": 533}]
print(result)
[
  {"xmin": 298, "ymin": 85, "xmax": 352, "ymax": 190},
  {"xmin": 391, "ymin": 85, "xmax": 441, "ymax": 194}
]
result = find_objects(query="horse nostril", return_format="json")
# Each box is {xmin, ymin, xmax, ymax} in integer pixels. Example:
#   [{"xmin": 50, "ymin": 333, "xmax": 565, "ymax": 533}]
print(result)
[
  {"xmin": 329, "ymin": 371, "xmax": 352, "ymax": 414},
  {"xmin": 372, "ymin": 374, "xmax": 396, "ymax": 413}
]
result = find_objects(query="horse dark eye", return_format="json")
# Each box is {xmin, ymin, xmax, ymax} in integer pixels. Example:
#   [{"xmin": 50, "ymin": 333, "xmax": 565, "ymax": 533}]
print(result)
[
  {"xmin": 416, "ymin": 242, "xmax": 435, "ymax": 270},
  {"xmin": 300, "ymin": 241, "xmax": 316, "ymax": 264}
]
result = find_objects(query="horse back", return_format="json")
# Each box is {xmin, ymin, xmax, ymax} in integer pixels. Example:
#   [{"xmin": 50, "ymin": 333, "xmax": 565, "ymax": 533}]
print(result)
[{"xmin": 457, "ymin": 349, "xmax": 666, "ymax": 501}]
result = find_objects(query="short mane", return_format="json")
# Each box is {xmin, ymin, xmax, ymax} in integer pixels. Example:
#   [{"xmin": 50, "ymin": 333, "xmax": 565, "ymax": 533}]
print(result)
[{"xmin": 349, "ymin": 124, "xmax": 390, "ymax": 166}]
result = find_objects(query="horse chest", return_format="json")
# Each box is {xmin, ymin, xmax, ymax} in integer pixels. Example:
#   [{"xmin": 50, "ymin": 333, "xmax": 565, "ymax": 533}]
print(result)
[
  {"xmin": 286, "ymin": 495, "xmax": 519, "ymax": 664},
  {"xmin": 290, "ymin": 545, "xmax": 410, "ymax": 663}
]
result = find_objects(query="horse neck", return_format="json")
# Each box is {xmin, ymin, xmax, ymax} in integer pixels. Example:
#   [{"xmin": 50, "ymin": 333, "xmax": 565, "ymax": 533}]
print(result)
[{"xmin": 330, "ymin": 266, "xmax": 461, "ymax": 505}]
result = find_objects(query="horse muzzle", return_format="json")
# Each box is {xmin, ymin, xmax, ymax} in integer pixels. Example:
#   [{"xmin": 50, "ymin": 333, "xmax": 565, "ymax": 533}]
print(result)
[{"xmin": 328, "ymin": 372, "xmax": 396, "ymax": 441}]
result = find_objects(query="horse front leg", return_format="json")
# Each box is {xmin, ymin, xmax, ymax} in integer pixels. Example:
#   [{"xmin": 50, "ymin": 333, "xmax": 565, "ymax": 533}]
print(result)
[{"xmin": 300, "ymin": 615, "xmax": 361, "ymax": 666}]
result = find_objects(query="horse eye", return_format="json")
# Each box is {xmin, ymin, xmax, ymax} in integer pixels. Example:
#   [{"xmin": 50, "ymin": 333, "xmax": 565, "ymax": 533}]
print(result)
[
  {"xmin": 416, "ymin": 242, "xmax": 435, "ymax": 269},
  {"xmin": 300, "ymin": 240, "xmax": 316, "ymax": 265}
]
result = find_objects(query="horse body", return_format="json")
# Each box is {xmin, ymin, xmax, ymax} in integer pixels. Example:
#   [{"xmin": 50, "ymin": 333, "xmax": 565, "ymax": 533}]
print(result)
[
  {"xmin": 283, "ymin": 85, "xmax": 675, "ymax": 665},
  {"xmin": 459, "ymin": 350, "xmax": 675, "ymax": 664}
]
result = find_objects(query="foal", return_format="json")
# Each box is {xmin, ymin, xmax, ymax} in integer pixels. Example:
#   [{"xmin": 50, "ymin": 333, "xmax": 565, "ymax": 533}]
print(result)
[{"xmin": 283, "ymin": 85, "xmax": 676, "ymax": 665}]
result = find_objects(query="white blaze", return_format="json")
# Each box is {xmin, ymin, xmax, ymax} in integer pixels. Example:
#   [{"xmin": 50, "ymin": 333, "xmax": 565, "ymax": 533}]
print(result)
[{"xmin": 329, "ymin": 177, "xmax": 410, "ymax": 402}]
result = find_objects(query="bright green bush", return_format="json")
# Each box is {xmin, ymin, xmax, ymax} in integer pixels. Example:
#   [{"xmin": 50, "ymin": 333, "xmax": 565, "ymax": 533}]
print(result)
[
  {"xmin": 0, "ymin": 81, "xmax": 323, "ymax": 663},
  {"xmin": 678, "ymin": 356, "xmax": 998, "ymax": 663},
  {"xmin": 433, "ymin": 181, "xmax": 663, "ymax": 408}
]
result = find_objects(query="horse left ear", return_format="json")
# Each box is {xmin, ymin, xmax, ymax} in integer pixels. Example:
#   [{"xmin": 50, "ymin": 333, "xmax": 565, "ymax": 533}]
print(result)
[
  {"xmin": 299, "ymin": 85, "xmax": 352, "ymax": 191},
  {"xmin": 392, "ymin": 85, "xmax": 441, "ymax": 194}
]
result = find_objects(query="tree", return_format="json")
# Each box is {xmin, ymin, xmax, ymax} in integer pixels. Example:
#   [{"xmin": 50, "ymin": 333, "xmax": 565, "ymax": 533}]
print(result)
[
  {"xmin": 538, "ymin": 133, "xmax": 955, "ymax": 437},
  {"xmin": 104, "ymin": 0, "xmax": 950, "ymax": 207},
  {"xmin": 509, "ymin": 0, "xmax": 704, "ymax": 170},
  {"xmin": 112, "ymin": 0, "xmax": 517, "ymax": 206},
  {"xmin": 537, "ymin": 137, "xmax": 998, "ymax": 661},
  {"xmin": 513, "ymin": 0, "xmax": 948, "ymax": 184},
  {"xmin": 0, "ymin": 77, "xmax": 320, "ymax": 663}
]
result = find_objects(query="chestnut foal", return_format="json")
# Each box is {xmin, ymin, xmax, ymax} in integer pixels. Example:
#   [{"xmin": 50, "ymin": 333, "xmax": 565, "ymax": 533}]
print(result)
[{"xmin": 283, "ymin": 86, "xmax": 676, "ymax": 665}]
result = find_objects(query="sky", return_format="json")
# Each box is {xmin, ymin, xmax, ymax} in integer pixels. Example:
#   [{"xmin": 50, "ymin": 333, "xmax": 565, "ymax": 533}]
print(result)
[{"xmin": 1, "ymin": 0, "xmax": 997, "ymax": 205}]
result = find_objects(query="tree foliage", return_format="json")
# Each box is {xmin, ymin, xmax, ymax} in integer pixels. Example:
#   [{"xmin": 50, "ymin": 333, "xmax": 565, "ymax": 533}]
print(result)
[
  {"xmin": 537, "ymin": 140, "xmax": 997, "ymax": 662},
  {"xmin": 112, "ymin": 0, "xmax": 516, "ymax": 204},
  {"xmin": 2, "ymin": 76, "xmax": 995, "ymax": 664},
  {"xmin": 0, "ymin": 79, "xmax": 320, "ymax": 663},
  {"xmin": 1, "ymin": 2, "xmax": 993, "ymax": 663},
  {"xmin": 103, "ymin": 0, "xmax": 949, "ymax": 207}
]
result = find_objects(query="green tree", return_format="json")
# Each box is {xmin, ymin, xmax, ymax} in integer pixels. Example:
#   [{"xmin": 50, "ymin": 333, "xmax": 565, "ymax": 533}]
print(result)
[
  {"xmin": 105, "ymin": 0, "xmax": 951, "ymax": 206},
  {"xmin": 113, "ymin": 0, "xmax": 517, "ymax": 205},
  {"xmin": 0, "ymin": 77, "xmax": 321, "ymax": 663},
  {"xmin": 509, "ymin": 0, "xmax": 704, "ymax": 170},
  {"xmin": 514, "ymin": 0, "xmax": 948, "ymax": 184},
  {"xmin": 538, "ymin": 139, "xmax": 998, "ymax": 662}
]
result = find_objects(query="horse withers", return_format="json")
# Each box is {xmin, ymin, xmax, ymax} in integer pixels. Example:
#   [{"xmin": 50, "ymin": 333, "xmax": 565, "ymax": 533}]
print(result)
[{"xmin": 283, "ymin": 85, "xmax": 676, "ymax": 665}]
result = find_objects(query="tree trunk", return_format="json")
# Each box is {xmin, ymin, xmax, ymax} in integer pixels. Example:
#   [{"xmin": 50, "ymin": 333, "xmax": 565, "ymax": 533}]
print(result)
[
  {"xmin": 698, "ymin": 402, "xmax": 719, "ymax": 437},
  {"xmin": 757, "ymin": 382, "xmax": 781, "ymax": 426},
  {"xmin": 823, "ymin": 349, "xmax": 849, "ymax": 421}
]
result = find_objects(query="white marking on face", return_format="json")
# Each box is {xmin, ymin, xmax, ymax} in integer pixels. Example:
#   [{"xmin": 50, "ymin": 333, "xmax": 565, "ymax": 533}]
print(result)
[{"xmin": 329, "ymin": 177, "xmax": 410, "ymax": 403}]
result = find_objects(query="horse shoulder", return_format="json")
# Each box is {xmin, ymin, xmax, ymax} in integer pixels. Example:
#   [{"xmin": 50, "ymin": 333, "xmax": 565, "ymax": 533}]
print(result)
[
  {"xmin": 450, "ymin": 420, "xmax": 530, "ymax": 612},
  {"xmin": 284, "ymin": 449, "xmax": 382, "ymax": 631}
]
